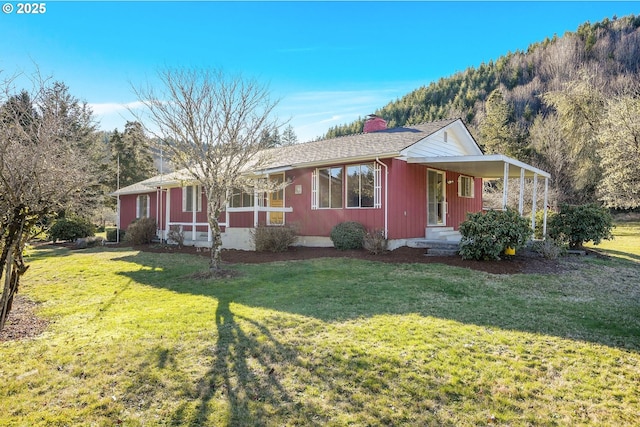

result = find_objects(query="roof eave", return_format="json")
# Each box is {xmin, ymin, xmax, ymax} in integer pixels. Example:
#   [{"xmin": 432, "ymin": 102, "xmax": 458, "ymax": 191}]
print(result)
[{"xmin": 283, "ymin": 151, "xmax": 401, "ymax": 171}]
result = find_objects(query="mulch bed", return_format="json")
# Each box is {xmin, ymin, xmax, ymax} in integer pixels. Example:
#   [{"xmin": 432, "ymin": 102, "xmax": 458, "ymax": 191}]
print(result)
[
  {"xmin": 0, "ymin": 295, "xmax": 49, "ymax": 342},
  {"xmin": 132, "ymin": 244, "xmax": 568, "ymax": 275},
  {"xmin": 3, "ymin": 241, "xmax": 577, "ymax": 342}
]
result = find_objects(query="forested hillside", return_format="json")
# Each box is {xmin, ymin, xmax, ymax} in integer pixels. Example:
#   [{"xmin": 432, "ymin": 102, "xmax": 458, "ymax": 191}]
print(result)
[{"xmin": 325, "ymin": 15, "xmax": 640, "ymax": 208}]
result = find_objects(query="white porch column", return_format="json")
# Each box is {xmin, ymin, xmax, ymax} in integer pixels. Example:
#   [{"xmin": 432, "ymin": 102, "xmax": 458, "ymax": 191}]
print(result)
[
  {"xmin": 531, "ymin": 173, "xmax": 538, "ymax": 232},
  {"xmin": 165, "ymin": 188, "xmax": 171, "ymax": 239},
  {"xmin": 253, "ymin": 188, "xmax": 259, "ymax": 227},
  {"xmin": 543, "ymin": 177, "xmax": 549, "ymax": 237},
  {"xmin": 518, "ymin": 167, "xmax": 525, "ymax": 215},
  {"xmin": 192, "ymin": 186, "xmax": 197, "ymax": 240},
  {"xmin": 502, "ymin": 162, "xmax": 510, "ymax": 209}
]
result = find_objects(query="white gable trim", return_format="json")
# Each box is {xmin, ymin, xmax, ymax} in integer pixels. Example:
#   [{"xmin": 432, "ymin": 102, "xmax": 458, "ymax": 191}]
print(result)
[{"xmin": 399, "ymin": 119, "xmax": 483, "ymax": 159}]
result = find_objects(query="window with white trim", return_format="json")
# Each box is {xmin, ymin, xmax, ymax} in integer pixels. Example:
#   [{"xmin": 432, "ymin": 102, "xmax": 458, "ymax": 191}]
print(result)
[
  {"xmin": 312, "ymin": 163, "xmax": 381, "ymax": 209},
  {"xmin": 182, "ymin": 185, "xmax": 202, "ymax": 212},
  {"xmin": 458, "ymin": 175, "xmax": 474, "ymax": 198},
  {"xmin": 317, "ymin": 167, "xmax": 343, "ymax": 209},
  {"xmin": 347, "ymin": 163, "xmax": 375, "ymax": 208},
  {"xmin": 136, "ymin": 195, "xmax": 150, "ymax": 218},
  {"xmin": 229, "ymin": 188, "xmax": 254, "ymax": 208}
]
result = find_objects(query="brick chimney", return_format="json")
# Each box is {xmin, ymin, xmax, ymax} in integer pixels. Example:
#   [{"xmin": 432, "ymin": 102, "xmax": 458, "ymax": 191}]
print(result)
[{"xmin": 363, "ymin": 114, "xmax": 387, "ymax": 133}]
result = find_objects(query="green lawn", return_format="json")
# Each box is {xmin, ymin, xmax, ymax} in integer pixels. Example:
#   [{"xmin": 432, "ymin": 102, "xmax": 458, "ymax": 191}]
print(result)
[
  {"xmin": 1, "ymin": 224, "xmax": 639, "ymax": 426},
  {"xmin": 587, "ymin": 221, "xmax": 640, "ymax": 261}
]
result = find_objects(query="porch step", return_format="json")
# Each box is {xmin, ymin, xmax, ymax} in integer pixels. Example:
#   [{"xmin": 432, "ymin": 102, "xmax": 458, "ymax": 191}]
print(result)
[
  {"xmin": 425, "ymin": 227, "xmax": 461, "ymax": 242},
  {"xmin": 406, "ymin": 239, "xmax": 460, "ymax": 257}
]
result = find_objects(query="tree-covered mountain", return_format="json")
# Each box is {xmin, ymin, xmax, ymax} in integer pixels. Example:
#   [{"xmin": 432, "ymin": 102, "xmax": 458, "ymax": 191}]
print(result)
[{"xmin": 324, "ymin": 14, "xmax": 640, "ymax": 208}]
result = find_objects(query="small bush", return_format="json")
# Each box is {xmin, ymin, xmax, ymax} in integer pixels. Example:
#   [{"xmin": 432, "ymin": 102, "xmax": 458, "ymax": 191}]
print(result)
[
  {"xmin": 167, "ymin": 225, "xmax": 185, "ymax": 247},
  {"xmin": 532, "ymin": 237, "xmax": 565, "ymax": 260},
  {"xmin": 459, "ymin": 208, "xmax": 532, "ymax": 260},
  {"xmin": 106, "ymin": 227, "xmax": 125, "ymax": 242},
  {"xmin": 124, "ymin": 217, "xmax": 157, "ymax": 245},
  {"xmin": 330, "ymin": 221, "xmax": 366, "ymax": 250},
  {"xmin": 252, "ymin": 224, "xmax": 297, "ymax": 252},
  {"xmin": 548, "ymin": 204, "xmax": 614, "ymax": 249},
  {"xmin": 534, "ymin": 210, "xmax": 556, "ymax": 239},
  {"xmin": 75, "ymin": 236, "xmax": 105, "ymax": 249},
  {"xmin": 363, "ymin": 229, "xmax": 387, "ymax": 254},
  {"xmin": 48, "ymin": 216, "xmax": 95, "ymax": 242}
]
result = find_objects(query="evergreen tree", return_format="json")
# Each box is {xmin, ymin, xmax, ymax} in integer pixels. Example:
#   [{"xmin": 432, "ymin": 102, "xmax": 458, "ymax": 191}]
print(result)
[
  {"xmin": 280, "ymin": 124, "xmax": 298, "ymax": 145},
  {"xmin": 108, "ymin": 121, "xmax": 156, "ymax": 190},
  {"xmin": 478, "ymin": 89, "xmax": 522, "ymax": 157}
]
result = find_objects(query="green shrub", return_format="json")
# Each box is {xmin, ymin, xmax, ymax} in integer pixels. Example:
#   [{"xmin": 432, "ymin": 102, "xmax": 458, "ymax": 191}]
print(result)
[
  {"xmin": 330, "ymin": 221, "xmax": 366, "ymax": 250},
  {"xmin": 363, "ymin": 229, "xmax": 387, "ymax": 254},
  {"xmin": 75, "ymin": 236, "xmax": 105, "ymax": 249},
  {"xmin": 548, "ymin": 204, "xmax": 614, "ymax": 249},
  {"xmin": 124, "ymin": 217, "xmax": 157, "ymax": 245},
  {"xmin": 167, "ymin": 225, "xmax": 185, "ymax": 247},
  {"xmin": 106, "ymin": 227, "xmax": 125, "ymax": 242},
  {"xmin": 534, "ymin": 210, "xmax": 556, "ymax": 239},
  {"xmin": 251, "ymin": 224, "xmax": 298, "ymax": 252},
  {"xmin": 532, "ymin": 236, "xmax": 565, "ymax": 259},
  {"xmin": 459, "ymin": 208, "xmax": 532, "ymax": 260},
  {"xmin": 48, "ymin": 216, "xmax": 95, "ymax": 242}
]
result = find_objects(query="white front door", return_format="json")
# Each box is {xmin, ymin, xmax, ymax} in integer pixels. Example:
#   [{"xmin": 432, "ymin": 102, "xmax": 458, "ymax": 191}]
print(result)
[{"xmin": 427, "ymin": 169, "xmax": 446, "ymax": 226}]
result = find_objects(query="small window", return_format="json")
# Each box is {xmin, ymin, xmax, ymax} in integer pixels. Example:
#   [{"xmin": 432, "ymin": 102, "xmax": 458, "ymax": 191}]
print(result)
[
  {"xmin": 443, "ymin": 131, "xmax": 448, "ymax": 143},
  {"xmin": 458, "ymin": 176, "xmax": 474, "ymax": 198},
  {"xmin": 230, "ymin": 188, "xmax": 254, "ymax": 208},
  {"xmin": 182, "ymin": 185, "xmax": 202, "ymax": 212},
  {"xmin": 136, "ymin": 195, "xmax": 150, "ymax": 218}
]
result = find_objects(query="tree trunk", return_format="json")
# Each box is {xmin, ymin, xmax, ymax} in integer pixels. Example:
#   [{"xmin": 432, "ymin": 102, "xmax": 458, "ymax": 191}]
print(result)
[
  {"xmin": 0, "ymin": 208, "xmax": 29, "ymax": 333},
  {"xmin": 208, "ymin": 202, "xmax": 223, "ymax": 272}
]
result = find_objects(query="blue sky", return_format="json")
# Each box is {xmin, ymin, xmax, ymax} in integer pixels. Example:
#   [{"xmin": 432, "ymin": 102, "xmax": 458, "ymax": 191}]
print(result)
[{"xmin": 1, "ymin": 1, "xmax": 638, "ymax": 142}]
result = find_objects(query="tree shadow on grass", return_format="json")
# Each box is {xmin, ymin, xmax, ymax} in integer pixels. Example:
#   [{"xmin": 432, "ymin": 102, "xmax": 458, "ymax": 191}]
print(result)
[
  {"xmin": 593, "ymin": 248, "xmax": 640, "ymax": 263},
  {"xmin": 109, "ymin": 251, "xmax": 640, "ymax": 424},
  {"xmin": 112, "ymin": 251, "xmax": 640, "ymax": 353},
  {"xmin": 187, "ymin": 296, "xmax": 297, "ymax": 426}
]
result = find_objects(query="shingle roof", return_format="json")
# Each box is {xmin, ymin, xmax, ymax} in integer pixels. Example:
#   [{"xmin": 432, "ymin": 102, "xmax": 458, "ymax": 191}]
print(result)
[
  {"xmin": 257, "ymin": 118, "xmax": 459, "ymax": 170},
  {"xmin": 112, "ymin": 169, "xmax": 193, "ymax": 195},
  {"xmin": 113, "ymin": 118, "xmax": 461, "ymax": 194}
]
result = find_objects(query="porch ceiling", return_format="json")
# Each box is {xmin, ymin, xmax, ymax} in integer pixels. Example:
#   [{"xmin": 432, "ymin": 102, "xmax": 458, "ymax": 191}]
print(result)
[{"xmin": 407, "ymin": 154, "xmax": 551, "ymax": 179}]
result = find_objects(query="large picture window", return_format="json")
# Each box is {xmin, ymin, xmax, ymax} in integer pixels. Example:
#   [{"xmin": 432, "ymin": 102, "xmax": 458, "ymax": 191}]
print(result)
[
  {"xmin": 318, "ymin": 167, "xmax": 343, "ymax": 209},
  {"xmin": 182, "ymin": 185, "xmax": 202, "ymax": 212},
  {"xmin": 347, "ymin": 163, "xmax": 375, "ymax": 208}
]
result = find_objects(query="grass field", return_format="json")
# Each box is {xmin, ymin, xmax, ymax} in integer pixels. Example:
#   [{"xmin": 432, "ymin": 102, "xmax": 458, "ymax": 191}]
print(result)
[{"xmin": 1, "ymin": 223, "xmax": 639, "ymax": 426}]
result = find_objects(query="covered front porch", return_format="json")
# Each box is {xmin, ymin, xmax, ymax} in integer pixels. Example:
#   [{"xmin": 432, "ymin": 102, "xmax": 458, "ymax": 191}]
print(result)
[{"xmin": 408, "ymin": 153, "xmax": 552, "ymax": 238}]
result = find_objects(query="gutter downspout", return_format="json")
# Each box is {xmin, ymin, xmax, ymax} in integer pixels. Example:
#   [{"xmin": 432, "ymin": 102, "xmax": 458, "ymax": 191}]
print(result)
[{"xmin": 375, "ymin": 158, "xmax": 389, "ymax": 239}]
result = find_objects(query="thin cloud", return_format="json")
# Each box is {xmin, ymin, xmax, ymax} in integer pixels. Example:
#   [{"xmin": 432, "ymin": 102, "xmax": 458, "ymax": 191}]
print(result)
[{"xmin": 89, "ymin": 101, "xmax": 145, "ymax": 115}]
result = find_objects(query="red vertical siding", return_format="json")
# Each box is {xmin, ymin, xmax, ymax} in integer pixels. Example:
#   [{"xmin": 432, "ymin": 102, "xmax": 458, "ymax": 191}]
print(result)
[
  {"xmin": 386, "ymin": 159, "xmax": 427, "ymax": 239},
  {"xmin": 284, "ymin": 165, "xmax": 385, "ymax": 236},
  {"xmin": 444, "ymin": 172, "xmax": 483, "ymax": 230},
  {"xmin": 119, "ymin": 194, "xmax": 138, "ymax": 230},
  {"xmin": 168, "ymin": 187, "xmax": 208, "ymax": 224},
  {"xmin": 119, "ymin": 189, "xmax": 166, "ymax": 230},
  {"xmin": 118, "ymin": 161, "xmax": 485, "ymax": 241}
]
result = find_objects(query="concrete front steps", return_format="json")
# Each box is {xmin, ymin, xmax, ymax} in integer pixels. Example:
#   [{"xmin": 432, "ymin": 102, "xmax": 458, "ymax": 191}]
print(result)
[{"xmin": 407, "ymin": 227, "xmax": 461, "ymax": 256}]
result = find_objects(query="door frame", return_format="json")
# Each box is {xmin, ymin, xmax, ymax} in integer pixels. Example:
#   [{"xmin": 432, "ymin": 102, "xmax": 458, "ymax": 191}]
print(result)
[
  {"xmin": 427, "ymin": 169, "xmax": 446, "ymax": 226},
  {"xmin": 267, "ymin": 172, "xmax": 285, "ymax": 225}
]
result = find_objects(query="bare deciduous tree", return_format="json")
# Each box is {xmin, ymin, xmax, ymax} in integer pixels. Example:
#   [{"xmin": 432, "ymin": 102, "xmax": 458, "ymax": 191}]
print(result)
[
  {"xmin": 597, "ymin": 93, "xmax": 640, "ymax": 209},
  {"xmin": 134, "ymin": 69, "xmax": 280, "ymax": 273},
  {"xmin": 0, "ymin": 74, "xmax": 95, "ymax": 332}
]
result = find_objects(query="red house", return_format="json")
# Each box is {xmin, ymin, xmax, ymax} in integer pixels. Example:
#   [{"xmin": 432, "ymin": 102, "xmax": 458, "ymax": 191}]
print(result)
[{"xmin": 114, "ymin": 118, "xmax": 550, "ymax": 250}]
